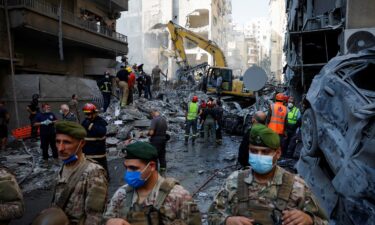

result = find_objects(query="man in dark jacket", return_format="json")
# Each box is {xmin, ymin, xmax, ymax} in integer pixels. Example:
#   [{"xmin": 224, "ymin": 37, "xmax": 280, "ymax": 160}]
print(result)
[
  {"xmin": 214, "ymin": 99, "xmax": 224, "ymax": 145},
  {"xmin": 27, "ymin": 94, "xmax": 40, "ymax": 140},
  {"xmin": 237, "ymin": 111, "xmax": 267, "ymax": 168},
  {"xmin": 97, "ymin": 71, "xmax": 112, "ymax": 112},
  {"xmin": 81, "ymin": 103, "xmax": 109, "ymax": 176},
  {"xmin": 34, "ymin": 103, "xmax": 58, "ymax": 161}
]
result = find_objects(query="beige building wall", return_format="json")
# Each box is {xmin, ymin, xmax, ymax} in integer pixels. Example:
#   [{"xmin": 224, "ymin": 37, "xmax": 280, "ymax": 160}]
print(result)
[{"xmin": 269, "ymin": 0, "xmax": 286, "ymax": 82}]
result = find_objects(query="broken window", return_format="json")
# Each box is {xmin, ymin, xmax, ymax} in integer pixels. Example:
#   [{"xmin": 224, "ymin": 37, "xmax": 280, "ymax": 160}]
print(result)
[
  {"xmin": 186, "ymin": 9, "xmax": 209, "ymax": 28},
  {"xmin": 350, "ymin": 62, "xmax": 375, "ymax": 92}
]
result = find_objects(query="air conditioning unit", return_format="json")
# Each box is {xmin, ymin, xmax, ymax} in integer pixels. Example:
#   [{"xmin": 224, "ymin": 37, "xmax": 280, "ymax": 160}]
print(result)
[{"xmin": 344, "ymin": 28, "xmax": 375, "ymax": 54}]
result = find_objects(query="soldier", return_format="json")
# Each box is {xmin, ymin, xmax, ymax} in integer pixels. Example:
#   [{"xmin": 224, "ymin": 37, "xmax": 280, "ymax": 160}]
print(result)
[
  {"xmin": 0, "ymin": 167, "xmax": 24, "ymax": 224},
  {"xmin": 103, "ymin": 141, "xmax": 202, "ymax": 225},
  {"xmin": 208, "ymin": 124, "xmax": 328, "ymax": 225},
  {"xmin": 52, "ymin": 121, "xmax": 108, "ymax": 225}
]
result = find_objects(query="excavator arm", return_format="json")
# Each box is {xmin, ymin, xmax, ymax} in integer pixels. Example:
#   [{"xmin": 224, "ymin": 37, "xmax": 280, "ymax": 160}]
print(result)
[{"xmin": 167, "ymin": 20, "xmax": 227, "ymax": 67}]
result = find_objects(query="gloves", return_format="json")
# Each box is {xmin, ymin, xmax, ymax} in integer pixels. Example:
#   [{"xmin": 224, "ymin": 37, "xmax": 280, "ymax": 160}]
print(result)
[{"xmin": 41, "ymin": 119, "xmax": 52, "ymax": 125}]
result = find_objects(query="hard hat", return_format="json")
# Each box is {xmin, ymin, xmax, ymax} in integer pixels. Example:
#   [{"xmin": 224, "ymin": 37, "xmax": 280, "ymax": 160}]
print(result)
[
  {"xmin": 275, "ymin": 93, "xmax": 284, "ymax": 101},
  {"xmin": 31, "ymin": 207, "xmax": 69, "ymax": 225},
  {"xmin": 126, "ymin": 67, "xmax": 132, "ymax": 73},
  {"xmin": 82, "ymin": 103, "xmax": 97, "ymax": 113},
  {"xmin": 192, "ymin": 96, "xmax": 198, "ymax": 102}
]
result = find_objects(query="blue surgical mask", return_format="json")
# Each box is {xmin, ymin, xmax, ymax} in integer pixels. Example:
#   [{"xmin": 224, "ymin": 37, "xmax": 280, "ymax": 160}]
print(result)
[
  {"xmin": 62, "ymin": 141, "xmax": 82, "ymax": 164},
  {"xmin": 124, "ymin": 163, "xmax": 150, "ymax": 188},
  {"xmin": 248, "ymin": 153, "xmax": 275, "ymax": 174}
]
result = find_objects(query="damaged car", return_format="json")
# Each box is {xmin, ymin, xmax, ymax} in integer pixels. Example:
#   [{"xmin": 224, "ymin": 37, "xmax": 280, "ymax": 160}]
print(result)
[{"xmin": 298, "ymin": 48, "xmax": 375, "ymax": 225}]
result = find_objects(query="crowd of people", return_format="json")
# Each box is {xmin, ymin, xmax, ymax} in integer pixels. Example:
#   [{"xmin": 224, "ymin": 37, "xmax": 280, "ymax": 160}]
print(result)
[{"xmin": 0, "ymin": 75, "xmax": 327, "ymax": 225}]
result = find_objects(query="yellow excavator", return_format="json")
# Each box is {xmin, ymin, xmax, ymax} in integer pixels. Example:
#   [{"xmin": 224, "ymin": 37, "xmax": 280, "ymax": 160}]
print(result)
[{"xmin": 167, "ymin": 21, "xmax": 253, "ymax": 98}]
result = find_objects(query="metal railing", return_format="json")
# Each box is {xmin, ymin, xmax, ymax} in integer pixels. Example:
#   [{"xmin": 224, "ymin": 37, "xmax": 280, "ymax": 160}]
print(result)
[{"xmin": 4, "ymin": 0, "xmax": 127, "ymax": 43}]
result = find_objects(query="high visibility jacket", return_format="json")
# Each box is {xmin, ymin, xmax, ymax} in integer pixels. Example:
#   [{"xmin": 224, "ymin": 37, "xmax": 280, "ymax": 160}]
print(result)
[
  {"xmin": 287, "ymin": 106, "xmax": 300, "ymax": 125},
  {"xmin": 187, "ymin": 102, "xmax": 198, "ymax": 120},
  {"xmin": 268, "ymin": 102, "xmax": 287, "ymax": 135}
]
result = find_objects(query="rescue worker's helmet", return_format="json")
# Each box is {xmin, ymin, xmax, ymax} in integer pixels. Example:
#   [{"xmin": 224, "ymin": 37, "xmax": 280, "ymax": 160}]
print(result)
[
  {"xmin": 275, "ymin": 93, "xmax": 284, "ymax": 101},
  {"xmin": 126, "ymin": 67, "xmax": 132, "ymax": 73},
  {"xmin": 31, "ymin": 207, "xmax": 69, "ymax": 225},
  {"xmin": 82, "ymin": 103, "xmax": 97, "ymax": 113},
  {"xmin": 192, "ymin": 96, "xmax": 198, "ymax": 102}
]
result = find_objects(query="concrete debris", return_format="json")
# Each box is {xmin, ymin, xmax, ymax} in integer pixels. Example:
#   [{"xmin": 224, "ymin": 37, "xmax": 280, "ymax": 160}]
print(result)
[{"xmin": 106, "ymin": 137, "xmax": 120, "ymax": 146}]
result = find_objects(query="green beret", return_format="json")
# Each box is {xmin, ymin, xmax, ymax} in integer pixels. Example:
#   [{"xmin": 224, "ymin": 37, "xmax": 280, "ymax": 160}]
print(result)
[
  {"xmin": 55, "ymin": 121, "xmax": 87, "ymax": 139},
  {"xmin": 123, "ymin": 142, "xmax": 158, "ymax": 161},
  {"xmin": 249, "ymin": 124, "xmax": 280, "ymax": 149}
]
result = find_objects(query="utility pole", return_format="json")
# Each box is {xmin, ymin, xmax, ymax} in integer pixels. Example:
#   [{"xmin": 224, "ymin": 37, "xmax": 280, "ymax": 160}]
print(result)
[{"xmin": 4, "ymin": 0, "xmax": 20, "ymax": 127}]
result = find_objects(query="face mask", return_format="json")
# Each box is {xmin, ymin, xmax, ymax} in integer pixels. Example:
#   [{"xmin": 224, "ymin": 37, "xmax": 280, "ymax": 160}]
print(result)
[
  {"xmin": 105, "ymin": 75, "xmax": 109, "ymax": 79},
  {"xmin": 288, "ymin": 103, "xmax": 294, "ymax": 109},
  {"xmin": 124, "ymin": 163, "xmax": 151, "ymax": 188},
  {"xmin": 62, "ymin": 141, "xmax": 82, "ymax": 164},
  {"xmin": 248, "ymin": 153, "xmax": 275, "ymax": 174}
]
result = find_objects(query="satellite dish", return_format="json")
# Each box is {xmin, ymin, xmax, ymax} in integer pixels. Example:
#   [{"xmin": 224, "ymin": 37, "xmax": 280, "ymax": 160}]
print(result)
[{"xmin": 243, "ymin": 66, "xmax": 268, "ymax": 91}]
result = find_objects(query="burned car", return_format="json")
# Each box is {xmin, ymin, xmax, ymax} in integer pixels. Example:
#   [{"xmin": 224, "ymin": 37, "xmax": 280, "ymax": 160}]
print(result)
[{"xmin": 297, "ymin": 49, "xmax": 375, "ymax": 225}]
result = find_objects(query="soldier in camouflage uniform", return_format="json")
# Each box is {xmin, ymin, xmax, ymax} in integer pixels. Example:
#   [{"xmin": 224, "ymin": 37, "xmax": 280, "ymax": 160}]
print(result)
[
  {"xmin": 103, "ymin": 141, "xmax": 202, "ymax": 225},
  {"xmin": 208, "ymin": 123, "xmax": 328, "ymax": 225},
  {"xmin": 52, "ymin": 121, "xmax": 108, "ymax": 225},
  {"xmin": 0, "ymin": 167, "xmax": 24, "ymax": 224}
]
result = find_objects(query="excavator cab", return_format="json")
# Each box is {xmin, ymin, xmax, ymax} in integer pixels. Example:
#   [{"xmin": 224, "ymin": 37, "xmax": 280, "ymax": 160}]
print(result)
[{"xmin": 207, "ymin": 67, "xmax": 233, "ymax": 92}]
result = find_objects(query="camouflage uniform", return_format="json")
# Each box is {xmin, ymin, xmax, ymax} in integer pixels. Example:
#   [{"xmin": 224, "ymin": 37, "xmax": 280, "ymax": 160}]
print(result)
[
  {"xmin": 208, "ymin": 166, "xmax": 328, "ymax": 225},
  {"xmin": 0, "ymin": 167, "xmax": 24, "ymax": 224},
  {"xmin": 103, "ymin": 175, "xmax": 202, "ymax": 225},
  {"xmin": 52, "ymin": 158, "xmax": 108, "ymax": 225}
]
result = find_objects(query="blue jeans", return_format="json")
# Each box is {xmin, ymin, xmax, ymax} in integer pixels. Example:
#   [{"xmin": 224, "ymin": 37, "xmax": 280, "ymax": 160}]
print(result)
[{"xmin": 144, "ymin": 85, "xmax": 152, "ymax": 99}]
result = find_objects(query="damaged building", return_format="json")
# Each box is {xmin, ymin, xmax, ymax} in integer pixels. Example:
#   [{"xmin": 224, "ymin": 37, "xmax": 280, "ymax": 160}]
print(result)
[
  {"xmin": 120, "ymin": 0, "xmax": 232, "ymax": 79},
  {"xmin": 285, "ymin": 0, "xmax": 375, "ymax": 96},
  {"xmin": 0, "ymin": 0, "xmax": 129, "ymax": 128}
]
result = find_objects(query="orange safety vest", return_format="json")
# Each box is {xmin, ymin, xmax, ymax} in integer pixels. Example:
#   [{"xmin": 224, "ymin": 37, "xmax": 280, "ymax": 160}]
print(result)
[{"xmin": 268, "ymin": 102, "xmax": 287, "ymax": 135}]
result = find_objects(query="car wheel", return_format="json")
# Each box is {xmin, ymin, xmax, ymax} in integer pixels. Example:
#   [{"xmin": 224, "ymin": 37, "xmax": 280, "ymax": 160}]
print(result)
[{"xmin": 301, "ymin": 108, "xmax": 319, "ymax": 156}]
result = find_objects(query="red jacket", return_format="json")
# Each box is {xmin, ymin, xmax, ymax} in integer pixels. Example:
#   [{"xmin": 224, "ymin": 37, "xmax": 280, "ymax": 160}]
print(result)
[{"xmin": 128, "ymin": 73, "xmax": 136, "ymax": 88}]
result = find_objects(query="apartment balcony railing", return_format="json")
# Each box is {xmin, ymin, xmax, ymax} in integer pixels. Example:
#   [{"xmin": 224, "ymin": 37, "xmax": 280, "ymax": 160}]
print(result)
[{"xmin": 1, "ymin": 0, "xmax": 127, "ymax": 43}]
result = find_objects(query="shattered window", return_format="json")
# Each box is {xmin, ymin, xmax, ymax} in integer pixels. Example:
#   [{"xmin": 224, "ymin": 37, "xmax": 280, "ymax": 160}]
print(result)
[{"xmin": 349, "ymin": 63, "xmax": 375, "ymax": 92}]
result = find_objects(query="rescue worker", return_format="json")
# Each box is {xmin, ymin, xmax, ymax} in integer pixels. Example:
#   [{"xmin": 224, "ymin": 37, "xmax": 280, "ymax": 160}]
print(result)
[
  {"xmin": 237, "ymin": 111, "xmax": 267, "ymax": 168},
  {"xmin": 0, "ymin": 101, "xmax": 10, "ymax": 150},
  {"xmin": 268, "ymin": 93, "xmax": 288, "ymax": 146},
  {"xmin": 198, "ymin": 99, "xmax": 207, "ymax": 138},
  {"xmin": 216, "ymin": 75, "xmax": 223, "ymax": 97},
  {"xmin": 0, "ymin": 166, "xmax": 24, "ymax": 224},
  {"xmin": 147, "ymin": 109, "xmax": 168, "ymax": 175},
  {"xmin": 59, "ymin": 104, "xmax": 77, "ymax": 122},
  {"xmin": 200, "ymin": 101, "xmax": 217, "ymax": 144},
  {"xmin": 81, "ymin": 103, "xmax": 109, "ymax": 176},
  {"xmin": 27, "ymin": 93, "xmax": 40, "ymax": 140},
  {"xmin": 185, "ymin": 96, "xmax": 199, "ymax": 145},
  {"xmin": 52, "ymin": 121, "xmax": 108, "ymax": 225},
  {"xmin": 68, "ymin": 94, "xmax": 80, "ymax": 123},
  {"xmin": 98, "ymin": 71, "xmax": 112, "ymax": 112},
  {"xmin": 284, "ymin": 97, "xmax": 301, "ymax": 157},
  {"xmin": 116, "ymin": 66, "xmax": 130, "ymax": 108},
  {"xmin": 151, "ymin": 65, "xmax": 166, "ymax": 91},
  {"xmin": 208, "ymin": 124, "xmax": 329, "ymax": 225},
  {"xmin": 144, "ymin": 71, "xmax": 152, "ymax": 100},
  {"xmin": 215, "ymin": 99, "xmax": 224, "ymax": 145},
  {"xmin": 34, "ymin": 103, "xmax": 58, "ymax": 162},
  {"xmin": 136, "ymin": 65, "xmax": 145, "ymax": 98},
  {"xmin": 103, "ymin": 142, "xmax": 202, "ymax": 225},
  {"xmin": 127, "ymin": 67, "xmax": 136, "ymax": 105}
]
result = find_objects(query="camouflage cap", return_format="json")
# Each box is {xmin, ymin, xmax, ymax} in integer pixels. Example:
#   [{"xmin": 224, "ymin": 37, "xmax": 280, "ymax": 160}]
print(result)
[
  {"xmin": 249, "ymin": 123, "xmax": 280, "ymax": 149},
  {"xmin": 123, "ymin": 142, "xmax": 158, "ymax": 161},
  {"xmin": 55, "ymin": 121, "xmax": 87, "ymax": 139}
]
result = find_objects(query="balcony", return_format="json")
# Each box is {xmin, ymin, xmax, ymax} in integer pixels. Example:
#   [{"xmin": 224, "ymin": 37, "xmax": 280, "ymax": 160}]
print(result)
[
  {"xmin": 91, "ymin": 0, "xmax": 128, "ymax": 12},
  {"xmin": 1, "ymin": 0, "xmax": 128, "ymax": 55}
]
